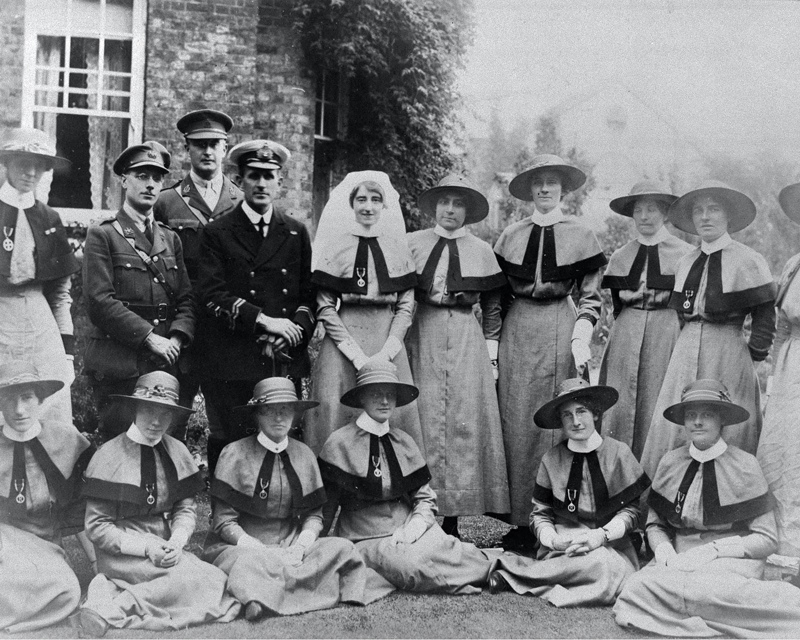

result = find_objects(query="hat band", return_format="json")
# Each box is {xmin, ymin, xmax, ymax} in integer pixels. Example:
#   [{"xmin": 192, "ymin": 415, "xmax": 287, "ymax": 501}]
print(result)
[
  {"xmin": 0, "ymin": 141, "xmax": 56, "ymax": 156},
  {"xmin": 681, "ymin": 389, "xmax": 730, "ymax": 403},
  {"xmin": 355, "ymin": 370, "xmax": 400, "ymax": 387},
  {"xmin": 132, "ymin": 384, "xmax": 179, "ymax": 403},
  {"xmin": 247, "ymin": 389, "xmax": 300, "ymax": 406},
  {"xmin": 0, "ymin": 373, "xmax": 40, "ymax": 387}
]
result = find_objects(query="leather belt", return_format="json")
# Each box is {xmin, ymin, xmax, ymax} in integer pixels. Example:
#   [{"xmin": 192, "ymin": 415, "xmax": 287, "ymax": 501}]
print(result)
[{"xmin": 124, "ymin": 302, "xmax": 176, "ymax": 322}]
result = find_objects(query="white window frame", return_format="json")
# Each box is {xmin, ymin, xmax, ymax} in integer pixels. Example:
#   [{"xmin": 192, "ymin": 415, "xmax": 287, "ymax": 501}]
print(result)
[
  {"xmin": 20, "ymin": 0, "xmax": 147, "ymax": 225},
  {"xmin": 315, "ymin": 69, "xmax": 345, "ymax": 142}
]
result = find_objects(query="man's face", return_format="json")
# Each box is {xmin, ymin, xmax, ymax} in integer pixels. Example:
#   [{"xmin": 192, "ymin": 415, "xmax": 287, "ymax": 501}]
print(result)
[
  {"xmin": 185, "ymin": 138, "xmax": 226, "ymax": 179},
  {"xmin": 122, "ymin": 167, "xmax": 164, "ymax": 213},
  {"xmin": 241, "ymin": 166, "xmax": 281, "ymax": 213}
]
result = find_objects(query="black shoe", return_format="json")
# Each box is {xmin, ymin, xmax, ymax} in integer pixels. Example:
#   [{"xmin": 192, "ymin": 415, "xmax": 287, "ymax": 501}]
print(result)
[
  {"xmin": 77, "ymin": 607, "xmax": 108, "ymax": 638},
  {"xmin": 442, "ymin": 516, "xmax": 460, "ymax": 539},
  {"xmin": 488, "ymin": 571, "xmax": 509, "ymax": 594},
  {"xmin": 501, "ymin": 526, "xmax": 536, "ymax": 551},
  {"xmin": 245, "ymin": 601, "xmax": 265, "ymax": 622}
]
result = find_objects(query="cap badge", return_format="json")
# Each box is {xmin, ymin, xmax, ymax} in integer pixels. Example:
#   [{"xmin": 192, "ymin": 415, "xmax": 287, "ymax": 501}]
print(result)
[
  {"xmin": 146, "ymin": 151, "xmax": 157, "ymax": 159},
  {"xmin": 257, "ymin": 145, "xmax": 276, "ymax": 162},
  {"xmin": 183, "ymin": 183, "xmax": 191, "ymax": 194},
  {"xmin": 201, "ymin": 119, "xmax": 212, "ymax": 128}
]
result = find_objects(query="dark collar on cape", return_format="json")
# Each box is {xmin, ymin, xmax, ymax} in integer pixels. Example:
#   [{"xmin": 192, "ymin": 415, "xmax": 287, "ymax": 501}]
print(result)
[
  {"xmin": 210, "ymin": 436, "xmax": 326, "ymax": 519},
  {"xmin": 312, "ymin": 235, "xmax": 417, "ymax": 294},
  {"xmin": 533, "ymin": 438, "xmax": 650, "ymax": 527},
  {"xmin": 413, "ymin": 231, "xmax": 506, "ymax": 294},
  {"xmin": 318, "ymin": 422, "xmax": 431, "ymax": 501},
  {"xmin": 648, "ymin": 444, "xmax": 775, "ymax": 527},
  {"xmin": 0, "ymin": 200, "xmax": 80, "ymax": 281},
  {"xmin": 602, "ymin": 235, "xmax": 692, "ymax": 291},
  {"xmin": 82, "ymin": 433, "xmax": 203, "ymax": 511}
]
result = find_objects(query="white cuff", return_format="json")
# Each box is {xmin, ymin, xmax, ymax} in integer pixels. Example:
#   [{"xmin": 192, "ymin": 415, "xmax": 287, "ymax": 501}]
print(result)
[
  {"xmin": 119, "ymin": 532, "xmax": 148, "ymax": 557},
  {"xmin": 571, "ymin": 317, "xmax": 594, "ymax": 344},
  {"xmin": 338, "ymin": 338, "xmax": 368, "ymax": 365},
  {"xmin": 381, "ymin": 336, "xmax": 403, "ymax": 359},
  {"xmin": 405, "ymin": 516, "xmax": 429, "ymax": 541},
  {"xmin": 169, "ymin": 528, "xmax": 191, "ymax": 549},
  {"xmin": 295, "ymin": 529, "xmax": 317, "ymax": 549},
  {"xmin": 537, "ymin": 526, "xmax": 557, "ymax": 549},
  {"xmin": 603, "ymin": 518, "xmax": 627, "ymax": 542},
  {"xmin": 486, "ymin": 339, "xmax": 499, "ymax": 360}
]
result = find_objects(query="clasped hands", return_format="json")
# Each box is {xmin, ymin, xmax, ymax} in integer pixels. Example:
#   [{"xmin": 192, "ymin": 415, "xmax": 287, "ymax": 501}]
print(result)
[
  {"xmin": 551, "ymin": 528, "xmax": 606, "ymax": 556},
  {"xmin": 145, "ymin": 333, "xmax": 183, "ymax": 366},
  {"xmin": 257, "ymin": 314, "xmax": 303, "ymax": 357},
  {"xmin": 144, "ymin": 537, "xmax": 183, "ymax": 568}
]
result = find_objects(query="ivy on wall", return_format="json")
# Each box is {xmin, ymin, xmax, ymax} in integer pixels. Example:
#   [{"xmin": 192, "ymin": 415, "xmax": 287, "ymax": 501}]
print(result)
[{"xmin": 293, "ymin": 0, "xmax": 475, "ymax": 229}]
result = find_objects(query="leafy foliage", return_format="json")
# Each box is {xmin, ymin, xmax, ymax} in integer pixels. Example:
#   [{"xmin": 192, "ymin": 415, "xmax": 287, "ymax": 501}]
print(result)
[{"xmin": 293, "ymin": 0, "xmax": 475, "ymax": 229}]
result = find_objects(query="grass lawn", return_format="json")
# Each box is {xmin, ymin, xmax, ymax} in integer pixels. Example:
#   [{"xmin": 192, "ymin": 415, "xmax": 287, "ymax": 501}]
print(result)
[{"xmin": 8, "ymin": 506, "xmax": 645, "ymax": 640}]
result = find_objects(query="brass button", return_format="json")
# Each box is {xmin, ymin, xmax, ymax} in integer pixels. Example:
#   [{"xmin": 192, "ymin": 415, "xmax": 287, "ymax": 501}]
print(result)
[
  {"xmin": 282, "ymin": 288, "xmax": 288, "ymax": 295},
  {"xmin": 249, "ymin": 271, "xmax": 255, "ymax": 277},
  {"xmin": 178, "ymin": 225, "xmax": 183, "ymax": 230},
  {"xmin": 153, "ymin": 277, "xmax": 159, "ymax": 283},
  {"xmin": 281, "ymin": 308, "xmax": 287, "ymax": 314},
  {"xmin": 125, "ymin": 263, "xmax": 131, "ymax": 268},
  {"xmin": 281, "ymin": 269, "xmax": 287, "ymax": 275},
  {"xmin": 153, "ymin": 319, "xmax": 160, "ymax": 326},
  {"xmin": 250, "ymin": 289, "xmax": 256, "ymax": 296},
  {"xmin": 152, "ymin": 256, "xmax": 159, "ymax": 262}
]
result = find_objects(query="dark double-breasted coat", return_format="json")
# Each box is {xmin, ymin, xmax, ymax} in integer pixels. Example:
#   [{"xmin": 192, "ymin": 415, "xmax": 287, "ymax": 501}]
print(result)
[
  {"xmin": 195, "ymin": 203, "xmax": 315, "ymax": 382},
  {"xmin": 153, "ymin": 174, "xmax": 242, "ymax": 283},
  {"xmin": 82, "ymin": 209, "xmax": 195, "ymax": 382}
]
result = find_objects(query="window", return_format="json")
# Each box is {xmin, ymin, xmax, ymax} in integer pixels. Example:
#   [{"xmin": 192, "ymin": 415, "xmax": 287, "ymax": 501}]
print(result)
[
  {"xmin": 21, "ymin": 0, "xmax": 146, "ymax": 222},
  {"xmin": 315, "ymin": 69, "xmax": 344, "ymax": 141}
]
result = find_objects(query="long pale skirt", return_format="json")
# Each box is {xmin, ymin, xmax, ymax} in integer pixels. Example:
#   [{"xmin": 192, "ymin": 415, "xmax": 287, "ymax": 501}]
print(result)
[
  {"xmin": 490, "ymin": 543, "xmax": 637, "ymax": 607},
  {"xmin": 599, "ymin": 307, "xmax": 682, "ymax": 460},
  {"xmin": 614, "ymin": 559, "xmax": 800, "ymax": 637},
  {"xmin": 85, "ymin": 516, "xmax": 240, "ymax": 631},
  {"xmin": 355, "ymin": 523, "xmax": 494, "ymax": 594},
  {"xmin": 305, "ymin": 304, "xmax": 424, "ymax": 456},
  {"xmin": 640, "ymin": 322, "xmax": 761, "ymax": 481},
  {"xmin": 499, "ymin": 297, "xmax": 575, "ymax": 526},
  {"xmin": 0, "ymin": 283, "xmax": 73, "ymax": 424},
  {"xmin": 758, "ymin": 332, "xmax": 800, "ymax": 556},
  {"xmin": 405, "ymin": 302, "xmax": 509, "ymax": 516},
  {"xmin": 0, "ymin": 523, "xmax": 81, "ymax": 632},
  {"xmin": 204, "ymin": 536, "xmax": 394, "ymax": 615}
]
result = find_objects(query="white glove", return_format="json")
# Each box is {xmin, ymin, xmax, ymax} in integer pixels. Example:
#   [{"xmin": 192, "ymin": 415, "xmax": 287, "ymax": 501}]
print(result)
[
  {"xmin": 294, "ymin": 529, "xmax": 317, "ymax": 550},
  {"xmin": 571, "ymin": 318, "xmax": 594, "ymax": 370},
  {"xmin": 486, "ymin": 339, "xmax": 499, "ymax": 381},
  {"xmin": 537, "ymin": 526, "xmax": 557, "ymax": 550},
  {"xmin": 168, "ymin": 528, "xmax": 190, "ymax": 550},
  {"xmin": 338, "ymin": 338, "xmax": 370, "ymax": 370},
  {"xmin": 654, "ymin": 542, "xmax": 678, "ymax": 566},
  {"xmin": 284, "ymin": 544, "xmax": 305, "ymax": 566}
]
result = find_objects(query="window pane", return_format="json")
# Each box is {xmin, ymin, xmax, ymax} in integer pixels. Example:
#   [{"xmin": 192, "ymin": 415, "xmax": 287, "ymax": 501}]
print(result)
[
  {"xmin": 29, "ymin": 0, "xmax": 69, "ymax": 31},
  {"xmin": 36, "ymin": 68, "xmax": 65, "ymax": 89},
  {"xmin": 315, "ymin": 103, "xmax": 323, "ymax": 136},
  {"xmin": 103, "ymin": 74, "xmax": 131, "ymax": 92},
  {"xmin": 316, "ymin": 74, "xmax": 324, "ymax": 101},
  {"xmin": 36, "ymin": 36, "xmax": 66, "ymax": 73},
  {"xmin": 102, "ymin": 94, "xmax": 129, "ymax": 111},
  {"xmin": 72, "ymin": 0, "xmax": 102, "ymax": 30},
  {"xmin": 106, "ymin": 0, "xmax": 134, "ymax": 33},
  {"xmin": 71, "ymin": 37, "xmax": 100, "ymax": 70},
  {"xmin": 68, "ymin": 72, "xmax": 93, "ymax": 89},
  {"xmin": 323, "ymin": 104, "xmax": 338, "ymax": 138},
  {"xmin": 326, "ymin": 72, "xmax": 340, "ymax": 101},
  {"xmin": 34, "ymin": 90, "xmax": 64, "ymax": 108},
  {"xmin": 104, "ymin": 40, "xmax": 132, "ymax": 73}
]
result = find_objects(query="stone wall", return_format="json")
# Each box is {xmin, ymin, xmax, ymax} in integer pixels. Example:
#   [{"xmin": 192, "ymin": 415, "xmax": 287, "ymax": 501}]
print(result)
[{"xmin": 0, "ymin": 0, "xmax": 25, "ymax": 130}]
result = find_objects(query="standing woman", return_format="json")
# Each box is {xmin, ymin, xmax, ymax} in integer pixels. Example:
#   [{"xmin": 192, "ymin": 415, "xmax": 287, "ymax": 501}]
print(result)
[
  {"xmin": 406, "ymin": 174, "xmax": 509, "ymax": 537},
  {"xmin": 599, "ymin": 180, "xmax": 693, "ymax": 460},
  {"xmin": 306, "ymin": 171, "xmax": 423, "ymax": 455},
  {"xmin": 0, "ymin": 361, "xmax": 90, "ymax": 633},
  {"xmin": 0, "ymin": 128, "xmax": 79, "ymax": 423},
  {"xmin": 640, "ymin": 181, "xmax": 776, "ymax": 482},
  {"xmin": 756, "ymin": 182, "xmax": 800, "ymax": 558},
  {"xmin": 493, "ymin": 155, "xmax": 606, "ymax": 548}
]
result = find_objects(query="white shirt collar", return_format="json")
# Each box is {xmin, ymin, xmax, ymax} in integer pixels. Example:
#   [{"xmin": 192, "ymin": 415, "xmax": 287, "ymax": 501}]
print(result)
[
  {"xmin": 257, "ymin": 431, "xmax": 288, "ymax": 453},
  {"xmin": 242, "ymin": 200, "xmax": 273, "ymax": 225},
  {"xmin": 0, "ymin": 181, "xmax": 35, "ymax": 209},
  {"xmin": 567, "ymin": 430, "xmax": 603, "ymax": 453},
  {"xmin": 352, "ymin": 223, "xmax": 381, "ymax": 238},
  {"xmin": 356, "ymin": 412, "xmax": 390, "ymax": 437},
  {"xmin": 637, "ymin": 225, "xmax": 672, "ymax": 247},
  {"xmin": 701, "ymin": 232, "xmax": 732, "ymax": 255},
  {"xmin": 126, "ymin": 423, "xmax": 160, "ymax": 447},
  {"xmin": 434, "ymin": 224, "xmax": 466, "ymax": 239},
  {"xmin": 122, "ymin": 201, "xmax": 154, "ymax": 230},
  {"xmin": 190, "ymin": 169, "xmax": 223, "ymax": 193},
  {"xmin": 690, "ymin": 438, "xmax": 727, "ymax": 462},
  {"xmin": 529, "ymin": 205, "xmax": 566, "ymax": 227},
  {"xmin": 2, "ymin": 421, "xmax": 42, "ymax": 442}
]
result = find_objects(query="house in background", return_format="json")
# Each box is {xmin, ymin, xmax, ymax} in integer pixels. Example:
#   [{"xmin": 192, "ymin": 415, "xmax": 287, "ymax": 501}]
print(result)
[{"xmin": 0, "ymin": 0, "xmax": 345, "ymax": 228}]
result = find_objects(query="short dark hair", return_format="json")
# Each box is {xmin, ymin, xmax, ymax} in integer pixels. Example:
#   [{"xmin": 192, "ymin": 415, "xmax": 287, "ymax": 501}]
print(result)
[{"xmin": 349, "ymin": 181, "xmax": 385, "ymax": 208}]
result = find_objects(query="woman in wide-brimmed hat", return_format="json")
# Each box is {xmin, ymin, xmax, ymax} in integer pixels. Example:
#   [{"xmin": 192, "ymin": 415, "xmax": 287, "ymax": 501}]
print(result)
[
  {"xmin": 0, "ymin": 128, "xmax": 79, "ymax": 425},
  {"xmin": 599, "ymin": 180, "xmax": 693, "ymax": 460},
  {"xmin": 639, "ymin": 181, "xmax": 776, "ymax": 484},
  {"xmin": 318, "ymin": 360, "xmax": 497, "ymax": 594},
  {"xmin": 203, "ymin": 377, "xmax": 392, "ymax": 619},
  {"xmin": 493, "ymin": 154, "xmax": 607, "ymax": 549},
  {"xmin": 488, "ymin": 378, "xmax": 649, "ymax": 607},
  {"xmin": 305, "ymin": 171, "xmax": 423, "ymax": 457},
  {"xmin": 615, "ymin": 379, "xmax": 800, "ymax": 637},
  {"xmin": 755, "ymin": 182, "xmax": 800, "ymax": 559},
  {"xmin": 0, "ymin": 360, "xmax": 91, "ymax": 632},
  {"xmin": 77, "ymin": 371, "xmax": 239, "ymax": 637},
  {"xmin": 405, "ymin": 174, "xmax": 509, "ymax": 538}
]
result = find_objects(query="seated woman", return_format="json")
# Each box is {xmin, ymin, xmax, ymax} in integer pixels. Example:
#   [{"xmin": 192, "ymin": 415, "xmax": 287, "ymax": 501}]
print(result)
[
  {"xmin": 318, "ymin": 360, "xmax": 495, "ymax": 594},
  {"xmin": 204, "ymin": 376, "xmax": 393, "ymax": 619},
  {"xmin": 614, "ymin": 379, "xmax": 800, "ymax": 637},
  {"xmin": 78, "ymin": 372, "xmax": 240, "ymax": 637},
  {"xmin": 488, "ymin": 378, "xmax": 649, "ymax": 607},
  {"xmin": 0, "ymin": 360, "xmax": 91, "ymax": 632}
]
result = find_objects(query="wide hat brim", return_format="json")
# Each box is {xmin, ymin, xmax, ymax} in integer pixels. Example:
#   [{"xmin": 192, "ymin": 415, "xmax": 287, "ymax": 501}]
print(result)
[
  {"xmin": 609, "ymin": 192, "xmax": 678, "ymax": 217},
  {"xmin": 340, "ymin": 381, "xmax": 419, "ymax": 409},
  {"xmin": 778, "ymin": 183, "xmax": 800, "ymax": 224},
  {"xmin": 418, "ymin": 185, "xmax": 489, "ymax": 224},
  {"xmin": 663, "ymin": 399, "xmax": 750, "ymax": 427},
  {"xmin": 670, "ymin": 186, "xmax": 756, "ymax": 234},
  {"xmin": 0, "ymin": 378, "xmax": 64, "ymax": 400},
  {"xmin": 109, "ymin": 394, "xmax": 195, "ymax": 416},
  {"xmin": 533, "ymin": 385, "xmax": 619, "ymax": 430},
  {"xmin": 509, "ymin": 164, "xmax": 587, "ymax": 201},
  {"xmin": 233, "ymin": 399, "xmax": 319, "ymax": 414},
  {"xmin": 0, "ymin": 150, "xmax": 71, "ymax": 170}
]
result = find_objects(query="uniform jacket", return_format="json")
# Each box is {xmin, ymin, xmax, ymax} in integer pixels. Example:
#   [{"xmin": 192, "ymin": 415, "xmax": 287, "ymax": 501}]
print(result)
[
  {"xmin": 196, "ymin": 203, "xmax": 315, "ymax": 380},
  {"xmin": 153, "ymin": 174, "xmax": 242, "ymax": 283},
  {"xmin": 82, "ymin": 209, "xmax": 195, "ymax": 380}
]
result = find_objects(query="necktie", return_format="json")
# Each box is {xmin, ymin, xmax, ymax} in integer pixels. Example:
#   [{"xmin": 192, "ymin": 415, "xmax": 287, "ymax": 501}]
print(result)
[
  {"xmin": 8, "ymin": 208, "xmax": 36, "ymax": 285},
  {"xmin": 144, "ymin": 217, "xmax": 154, "ymax": 244},
  {"xmin": 257, "ymin": 216, "xmax": 268, "ymax": 238}
]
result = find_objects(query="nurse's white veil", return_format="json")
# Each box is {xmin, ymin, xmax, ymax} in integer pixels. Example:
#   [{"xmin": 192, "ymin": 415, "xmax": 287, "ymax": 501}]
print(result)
[{"xmin": 312, "ymin": 170, "xmax": 406, "ymax": 271}]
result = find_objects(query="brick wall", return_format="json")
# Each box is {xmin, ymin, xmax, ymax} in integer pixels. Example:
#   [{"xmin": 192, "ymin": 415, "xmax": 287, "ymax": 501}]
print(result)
[
  {"xmin": 0, "ymin": 0, "xmax": 25, "ymax": 130},
  {"xmin": 145, "ymin": 0, "xmax": 316, "ymax": 226}
]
